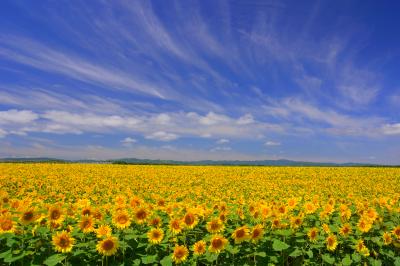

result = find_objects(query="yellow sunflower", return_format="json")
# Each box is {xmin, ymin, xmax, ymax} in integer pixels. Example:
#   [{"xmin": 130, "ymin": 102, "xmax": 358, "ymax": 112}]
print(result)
[
  {"xmin": 326, "ymin": 235, "xmax": 337, "ymax": 251},
  {"xmin": 52, "ymin": 230, "xmax": 75, "ymax": 253},
  {"xmin": 193, "ymin": 240, "xmax": 206, "ymax": 256},
  {"xmin": 393, "ymin": 226, "xmax": 400, "ymax": 239},
  {"xmin": 147, "ymin": 228, "xmax": 164, "ymax": 244},
  {"xmin": 112, "ymin": 211, "xmax": 131, "ymax": 229},
  {"xmin": 250, "ymin": 224, "xmax": 264, "ymax": 243},
  {"xmin": 96, "ymin": 225, "xmax": 112, "ymax": 238},
  {"xmin": 209, "ymin": 235, "xmax": 228, "ymax": 253},
  {"xmin": 169, "ymin": 218, "xmax": 183, "ymax": 235},
  {"xmin": 339, "ymin": 223, "xmax": 352, "ymax": 237},
  {"xmin": 79, "ymin": 216, "xmax": 95, "ymax": 233},
  {"xmin": 206, "ymin": 218, "xmax": 224, "ymax": 234},
  {"xmin": 19, "ymin": 208, "xmax": 39, "ymax": 225},
  {"xmin": 96, "ymin": 236, "xmax": 119, "ymax": 256},
  {"xmin": 48, "ymin": 205, "xmax": 64, "ymax": 224},
  {"xmin": 133, "ymin": 207, "xmax": 148, "ymax": 224},
  {"xmin": 307, "ymin": 227, "xmax": 318, "ymax": 242},
  {"xmin": 172, "ymin": 245, "xmax": 189, "ymax": 264},
  {"xmin": 0, "ymin": 214, "xmax": 16, "ymax": 234},
  {"xmin": 182, "ymin": 212, "xmax": 198, "ymax": 229},
  {"xmin": 231, "ymin": 225, "xmax": 250, "ymax": 244},
  {"xmin": 383, "ymin": 232, "xmax": 392, "ymax": 245}
]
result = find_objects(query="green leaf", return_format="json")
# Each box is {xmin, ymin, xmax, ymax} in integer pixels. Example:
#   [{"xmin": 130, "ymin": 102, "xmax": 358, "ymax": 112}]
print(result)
[
  {"xmin": 160, "ymin": 255, "xmax": 173, "ymax": 266},
  {"xmin": 132, "ymin": 259, "xmax": 141, "ymax": 266},
  {"xmin": 321, "ymin": 254, "xmax": 335, "ymax": 265},
  {"xmin": 289, "ymin": 248, "xmax": 302, "ymax": 257},
  {"xmin": 272, "ymin": 239, "xmax": 290, "ymax": 251},
  {"xmin": 368, "ymin": 258, "xmax": 382, "ymax": 266},
  {"xmin": 394, "ymin": 257, "xmax": 400, "ymax": 266},
  {"xmin": 342, "ymin": 255, "xmax": 352, "ymax": 266},
  {"xmin": 141, "ymin": 255, "xmax": 157, "ymax": 264},
  {"xmin": 352, "ymin": 253, "xmax": 361, "ymax": 263},
  {"xmin": 4, "ymin": 252, "xmax": 26, "ymax": 263},
  {"xmin": 255, "ymin": 252, "xmax": 266, "ymax": 257},
  {"xmin": 305, "ymin": 250, "xmax": 313, "ymax": 259},
  {"xmin": 0, "ymin": 250, "xmax": 12, "ymax": 259},
  {"xmin": 43, "ymin": 254, "xmax": 67, "ymax": 266}
]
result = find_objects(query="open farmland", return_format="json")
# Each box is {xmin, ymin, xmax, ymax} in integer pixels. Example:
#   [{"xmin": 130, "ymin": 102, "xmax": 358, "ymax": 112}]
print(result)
[{"xmin": 0, "ymin": 163, "xmax": 400, "ymax": 265}]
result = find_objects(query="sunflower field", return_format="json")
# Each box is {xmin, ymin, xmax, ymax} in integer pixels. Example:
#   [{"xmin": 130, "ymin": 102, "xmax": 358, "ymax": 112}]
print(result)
[{"xmin": 0, "ymin": 163, "xmax": 399, "ymax": 265}]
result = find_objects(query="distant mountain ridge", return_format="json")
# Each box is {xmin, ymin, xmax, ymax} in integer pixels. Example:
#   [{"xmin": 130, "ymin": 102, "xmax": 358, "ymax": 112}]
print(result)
[{"xmin": 0, "ymin": 157, "xmax": 397, "ymax": 167}]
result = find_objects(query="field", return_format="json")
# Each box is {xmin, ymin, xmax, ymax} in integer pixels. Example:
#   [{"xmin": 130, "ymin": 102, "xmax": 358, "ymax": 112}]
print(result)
[{"xmin": 0, "ymin": 164, "xmax": 399, "ymax": 265}]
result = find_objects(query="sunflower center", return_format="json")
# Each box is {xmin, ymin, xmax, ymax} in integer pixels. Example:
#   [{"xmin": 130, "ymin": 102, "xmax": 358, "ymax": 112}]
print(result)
[
  {"xmin": 51, "ymin": 210, "xmax": 61, "ymax": 220},
  {"xmin": 118, "ymin": 215, "xmax": 128, "ymax": 224},
  {"xmin": 184, "ymin": 215, "xmax": 194, "ymax": 225},
  {"xmin": 136, "ymin": 210, "xmax": 146, "ymax": 220},
  {"xmin": 236, "ymin": 229, "xmax": 245, "ymax": 238},
  {"xmin": 252, "ymin": 229, "xmax": 261, "ymax": 238},
  {"xmin": 212, "ymin": 238, "xmax": 223, "ymax": 249},
  {"xmin": 82, "ymin": 209, "xmax": 91, "ymax": 216},
  {"xmin": 102, "ymin": 240, "xmax": 114, "ymax": 251},
  {"xmin": 1, "ymin": 220, "xmax": 12, "ymax": 230},
  {"xmin": 174, "ymin": 248, "xmax": 186, "ymax": 258},
  {"xmin": 59, "ymin": 236, "xmax": 70, "ymax": 247},
  {"xmin": 23, "ymin": 211, "xmax": 34, "ymax": 220}
]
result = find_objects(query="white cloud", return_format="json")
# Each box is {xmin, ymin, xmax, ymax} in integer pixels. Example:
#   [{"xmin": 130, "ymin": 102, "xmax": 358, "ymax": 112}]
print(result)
[
  {"xmin": 0, "ymin": 109, "xmax": 38, "ymax": 124},
  {"xmin": 237, "ymin": 114, "xmax": 254, "ymax": 125},
  {"xmin": 265, "ymin": 141, "xmax": 281, "ymax": 146},
  {"xmin": 382, "ymin": 123, "xmax": 400, "ymax": 135},
  {"xmin": 216, "ymin": 138, "xmax": 229, "ymax": 144},
  {"xmin": 121, "ymin": 137, "xmax": 137, "ymax": 147},
  {"xmin": 0, "ymin": 128, "xmax": 7, "ymax": 138},
  {"xmin": 199, "ymin": 112, "xmax": 230, "ymax": 125},
  {"xmin": 210, "ymin": 146, "xmax": 232, "ymax": 152},
  {"xmin": 145, "ymin": 131, "xmax": 179, "ymax": 141}
]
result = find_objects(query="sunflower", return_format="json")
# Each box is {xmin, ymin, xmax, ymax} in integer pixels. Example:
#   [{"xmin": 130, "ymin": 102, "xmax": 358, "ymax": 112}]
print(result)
[
  {"xmin": 290, "ymin": 216, "xmax": 303, "ymax": 229},
  {"xmin": 383, "ymin": 232, "xmax": 392, "ymax": 245},
  {"xmin": 52, "ymin": 230, "xmax": 75, "ymax": 253},
  {"xmin": 231, "ymin": 225, "xmax": 250, "ymax": 244},
  {"xmin": 133, "ymin": 207, "xmax": 148, "ymax": 224},
  {"xmin": 48, "ymin": 205, "xmax": 64, "ymax": 224},
  {"xmin": 81, "ymin": 206, "xmax": 92, "ymax": 217},
  {"xmin": 357, "ymin": 218, "xmax": 372, "ymax": 233},
  {"xmin": 250, "ymin": 224, "xmax": 264, "ymax": 243},
  {"xmin": 96, "ymin": 236, "xmax": 119, "ymax": 256},
  {"xmin": 355, "ymin": 240, "xmax": 369, "ymax": 257},
  {"xmin": 209, "ymin": 235, "xmax": 228, "ymax": 253},
  {"xmin": 172, "ymin": 245, "xmax": 189, "ymax": 264},
  {"xmin": 19, "ymin": 208, "xmax": 38, "ymax": 225},
  {"xmin": 183, "ymin": 212, "xmax": 198, "ymax": 229},
  {"xmin": 271, "ymin": 218, "xmax": 281, "ymax": 229},
  {"xmin": 169, "ymin": 218, "xmax": 183, "ymax": 235},
  {"xmin": 0, "ymin": 214, "xmax": 16, "ymax": 234},
  {"xmin": 148, "ymin": 216, "xmax": 162, "ymax": 227},
  {"xmin": 339, "ymin": 224, "xmax": 352, "ymax": 237},
  {"xmin": 96, "ymin": 225, "xmax": 112, "ymax": 238},
  {"xmin": 307, "ymin": 227, "xmax": 318, "ymax": 242},
  {"xmin": 112, "ymin": 211, "xmax": 131, "ymax": 229},
  {"xmin": 393, "ymin": 226, "xmax": 400, "ymax": 239},
  {"xmin": 193, "ymin": 240, "xmax": 206, "ymax": 256},
  {"xmin": 322, "ymin": 223, "xmax": 331, "ymax": 234},
  {"xmin": 326, "ymin": 235, "xmax": 337, "ymax": 251},
  {"xmin": 147, "ymin": 228, "xmax": 164, "ymax": 244},
  {"xmin": 206, "ymin": 218, "xmax": 224, "ymax": 234},
  {"xmin": 304, "ymin": 202, "xmax": 316, "ymax": 214},
  {"xmin": 79, "ymin": 216, "xmax": 95, "ymax": 233}
]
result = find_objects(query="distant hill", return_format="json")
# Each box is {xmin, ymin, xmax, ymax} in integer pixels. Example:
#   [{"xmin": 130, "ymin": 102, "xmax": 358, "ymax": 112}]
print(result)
[{"xmin": 0, "ymin": 157, "xmax": 395, "ymax": 167}]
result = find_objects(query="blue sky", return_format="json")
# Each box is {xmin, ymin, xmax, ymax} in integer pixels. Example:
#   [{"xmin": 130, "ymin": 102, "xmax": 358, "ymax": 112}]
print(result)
[{"xmin": 0, "ymin": 1, "xmax": 400, "ymax": 163}]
